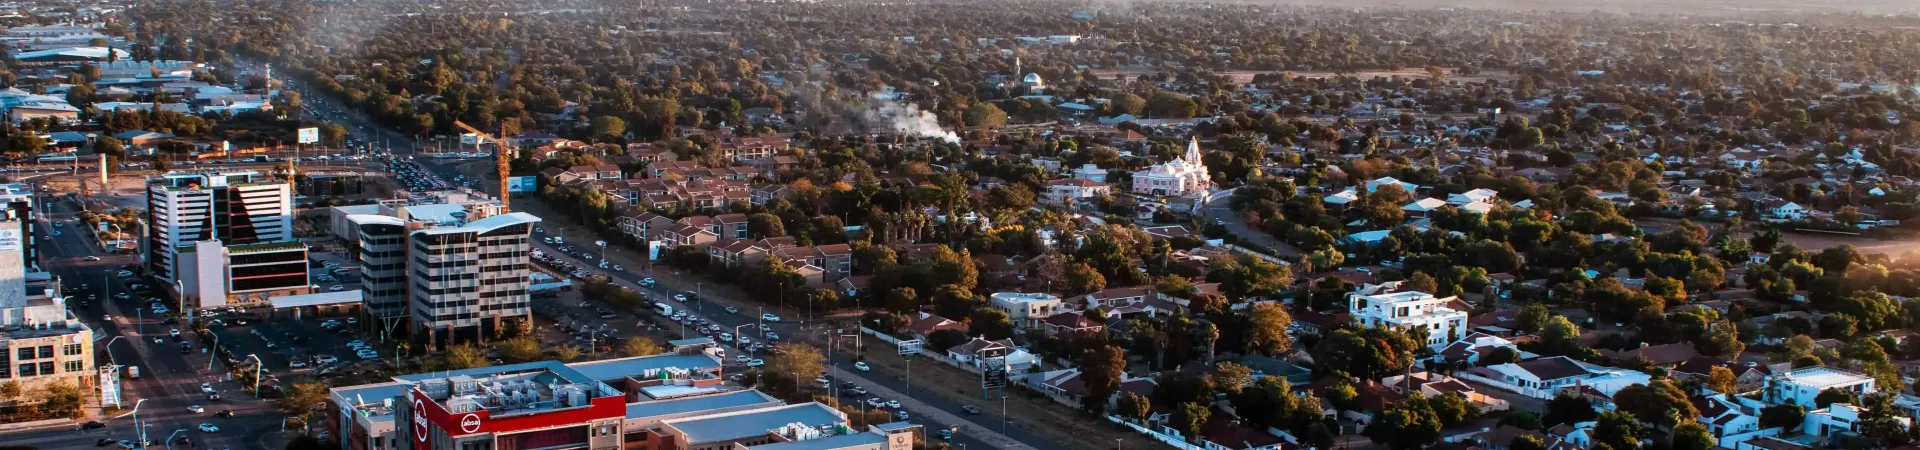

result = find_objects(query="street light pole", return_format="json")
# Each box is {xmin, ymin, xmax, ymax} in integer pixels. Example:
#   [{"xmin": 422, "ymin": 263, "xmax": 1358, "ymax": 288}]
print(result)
[
  {"xmin": 205, "ymin": 332, "xmax": 220, "ymax": 370},
  {"xmin": 130, "ymin": 398, "xmax": 148, "ymax": 442},
  {"xmin": 245, "ymin": 354, "xmax": 263, "ymax": 398},
  {"xmin": 105, "ymin": 336, "xmax": 125, "ymax": 366},
  {"xmin": 164, "ymin": 428, "xmax": 187, "ymax": 450}
]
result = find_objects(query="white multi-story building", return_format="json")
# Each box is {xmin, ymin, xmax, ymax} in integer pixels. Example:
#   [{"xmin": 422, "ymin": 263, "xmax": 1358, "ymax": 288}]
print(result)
[
  {"xmin": 1131, "ymin": 137, "xmax": 1212, "ymax": 197},
  {"xmin": 1349, "ymin": 291, "xmax": 1469, "ymax": 348},
  {"xmin": 144, "ymin": 170, "xmax": 292, "ymax": 281},
  {"xmin": 1768, "ymin": 367, "xmax": 1875, "ymax": 407},
  {"xmin": 407, "ymin": 212, "xmax": 540, "ymax": 349},
  {"xmin": 989, "ymin": 292, "xmax": 1066, "ymax": 330}
]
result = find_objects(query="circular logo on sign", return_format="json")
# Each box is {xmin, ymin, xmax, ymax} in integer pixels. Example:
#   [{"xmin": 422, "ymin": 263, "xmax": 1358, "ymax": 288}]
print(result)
[
  {"xmin": 412, "ymin": 398, "xmax": 429, "ymax": 442},
  {"xmin": 460, "ymin": 414, "xmax": 482, "ymax": 433}
]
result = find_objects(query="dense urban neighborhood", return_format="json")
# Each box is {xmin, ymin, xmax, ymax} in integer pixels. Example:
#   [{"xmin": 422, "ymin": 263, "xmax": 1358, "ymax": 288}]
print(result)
[{"xmin": 1, "ymin": 1, "xmax": 1920, "ymax": 450}]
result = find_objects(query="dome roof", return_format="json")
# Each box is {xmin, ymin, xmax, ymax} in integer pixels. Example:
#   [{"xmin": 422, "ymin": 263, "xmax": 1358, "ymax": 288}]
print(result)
[{"xmin": 1022, "ymin": 73, "xmax": 1043, "ymax": 84}]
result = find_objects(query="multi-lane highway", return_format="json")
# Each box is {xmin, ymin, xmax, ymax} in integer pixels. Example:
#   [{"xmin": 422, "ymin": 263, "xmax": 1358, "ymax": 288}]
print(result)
[{"xmin": 15, "ymin": 189, "xmax": 286, "ymax": 449}]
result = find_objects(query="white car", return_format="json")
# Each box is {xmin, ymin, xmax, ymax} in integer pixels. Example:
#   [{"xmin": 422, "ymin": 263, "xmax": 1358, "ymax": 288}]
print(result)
[
  {"xmin": 170, "ymin": 329, "xmax": 181, "ymax": 337},
  {"xmin": 735, "ymin": 355, "xmax": 751, "ymax": 363},
  {"xmin": 747, "ymin": 359, "xmax": 765, "ymax": 367},
  {"xmin": 867, "ymin": 397, "xmax": 886, "ymax": 408},
  {"xmin": 725, "ymin": 306, "xmax": 739, "ymax": 314},
  {"xmin": 718, "ymin": 333, "xmax": 733, "ymax": 342},
  {"xmin": 761, "ymin": 314, "xmax": 781, "ymax": 322},
  {"xmin": 198, "ymin": 423, "xmax": 219, "ymax": 433},
  {"xmin": 288, "ymin": 360, "xmax": 308, "ymax": 368},
  {"xmin": 886, "ymin": 400, "xmax": 901, "ymax": 409},
  {"xmin": 315, "ymin": 355, "xmax": 338, "ymax": 364},
  {"xmin": 329, "ymin": 285, "xmax": 345, "ymax": 292},
  {"xmin": 187, "ymin": 405, "xmax": 204, "ymax": 413},
  {"xmin": 854, "ymin": 362, "xmax": 871, "ymax": 372}
]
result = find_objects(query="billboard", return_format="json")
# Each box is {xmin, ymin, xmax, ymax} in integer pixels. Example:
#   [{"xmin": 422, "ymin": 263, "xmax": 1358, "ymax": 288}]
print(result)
[
  {"xmin": 296, "ymin": 127, "xmax": 320, "ymax": 145},
  {"xmin": 507, "ymin": 176, "xmax": 539, "ymax": 193}
]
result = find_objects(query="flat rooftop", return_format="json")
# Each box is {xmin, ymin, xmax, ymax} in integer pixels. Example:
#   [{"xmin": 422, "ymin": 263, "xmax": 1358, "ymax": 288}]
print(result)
[
  {"xmin": 664, "ymin": 403, "xmax": 845, "ymax": 444},
  {"xmin": 625, "ymin": 389, "xmax": 776, "ymax": 420},
  {"xmin": 748, "ymin": 432, "xmax": 887, "ymax": 450},
  {"xmin": 567, "ymin": 353, "xmax": 722, "ymax": 383},
  {"xmin": 1786, "ymin": 367, "xmax": 1872, "ymax": 388}
]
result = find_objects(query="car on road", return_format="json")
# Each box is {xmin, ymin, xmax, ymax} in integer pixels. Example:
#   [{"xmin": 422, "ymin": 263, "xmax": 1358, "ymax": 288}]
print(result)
[
  {"xmin": 612, "ymin": 265, "xmax": 623, "ymax": 271},
  {"xmin": 329, "ymin": 285, "xmax": 345, "ymax": 292},
  {"xmin": 187, "ymin": 405, "xmax": 204, "ymax": 413},
  {"xmin": 216, "ymin": 410, "xmax": 233, "ymax": 418},
  {"xmin": 961, "ymin": 405, "xmax": 982, "ymax": 415},
  {"xmin": 938, "ymin": 429, "xmax": 953, "ymax": 440},
  {"xmin": 96, "ymin": 438, "xmax": 115, "ymax": 447},
  {"xmin": 886, "ymin": 400, "xmax": 901, "ymax": 408},
  {"xmin": 152, "ymin": 337, "xmax": 164, "ymax": 343},
  {"xmin": 718, "ymin": 333, "xmax": 733, "ymax": 342},
  {"xmin": 747, "ymin": 359, "xmax": 765, "ymax": 367},
  {"xmin": 851, "ymin": 387, "xmax": 867, "ymax": 395},
  {"xmin": 198, "ymin": 423, "xmax": 219, "ymax": 433},
  {"xmin": 83, "ymin": 256, "xmax": 100, "ymax": 261},
  {"xmin": 734, "ymin": 355, "xmax": 751, "ymax": 363},
  {"xmin": 116, "ymin": 270, "xmax": 134, "ymax": 278},
  {"xmin": 725, "ymin": 306, "xmax": 739, "ymax": 314},
  {"xmin": 81, "ymin": 420, "xmax": 105, "ymax": 430},
  {"xmin": 316, "ymin": 355, "xmax": 338, "ymax": 364},
  {"xmin": 761, "ymin": 313, "xmax": 781, "ymax": 322},
  {"xmin": 673, "ymin": 293, "xmax": 687, "ymax": 302},
  {"xmin": 639, "ymin": 278, "xmax": 656, "ymax": 287},
  {"xmin": 116, "ymin": 439, "xmax": 137, "ymax": 449},
  {"xmin": 854, "ymin": 362, "xmax": 870, "ymax": 372},
  {"xmin": 289, "ymin": 360, "xmax": 308, "ymax": 368},
  {"xmin": 170, "ymin": 328, "xmax": 180, "ymax": 337},
  {"xmin": 894, "ymin": 410, "xmax": 909, "ymax": 420},
  {"xmin": 866, "ymin": 397, "xmax": 886, "ymax": 408}
]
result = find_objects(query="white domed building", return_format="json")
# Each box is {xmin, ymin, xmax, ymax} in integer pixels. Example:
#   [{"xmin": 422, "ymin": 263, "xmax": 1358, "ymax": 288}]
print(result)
[
  {"xmin": 1021, "ymin": 72, "xmax": 1045, "ymax": 94},
  {"xmin": 1132, "ymin": 137, "xmax": 1213, "ymax": 197}
]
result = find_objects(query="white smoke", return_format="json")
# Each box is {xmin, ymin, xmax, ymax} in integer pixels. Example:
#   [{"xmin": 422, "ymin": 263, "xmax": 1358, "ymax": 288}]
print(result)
[{"xmin": 864, "ymin": 92, "xmax": 961, "ymax": 144}]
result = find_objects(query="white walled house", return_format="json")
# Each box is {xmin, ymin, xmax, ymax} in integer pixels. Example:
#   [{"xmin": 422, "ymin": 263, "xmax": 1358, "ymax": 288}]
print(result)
[
  {"xmin": 1458, "ymin": 356, "xmax": 1651, "ymax": 400},
  {"xmin": 1767, "ymin": 367, "xmax": 1874, "ymax": 407},
  {"xmin": 1765, "ymin": 200, "xmax": 1807, "ymax": 221},
  {"xmin": 1043, "ymin": 178, "xmax": 1112, "ymax": 206},
  {"xmin": 1349, "ymin": 291, "xmax": 1468, "ymax": 349}
]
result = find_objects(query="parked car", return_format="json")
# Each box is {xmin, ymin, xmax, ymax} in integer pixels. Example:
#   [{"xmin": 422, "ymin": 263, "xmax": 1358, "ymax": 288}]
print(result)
[
  {"xmin": 761, "ymin": 313, "xmax": 781, "ymax": 322},
  {"xmin": 854, "ymin": 362, "xmax": 870, "ymax": 372}
]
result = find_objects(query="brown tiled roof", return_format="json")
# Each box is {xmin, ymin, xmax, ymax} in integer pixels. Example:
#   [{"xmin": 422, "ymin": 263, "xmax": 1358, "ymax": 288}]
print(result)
[{"xmin": 1515, "ymin": 357, "xmax": 1591, "ymax": 381}]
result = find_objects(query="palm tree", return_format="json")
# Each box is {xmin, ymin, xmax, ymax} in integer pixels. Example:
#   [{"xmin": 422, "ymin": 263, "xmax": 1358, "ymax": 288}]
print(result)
[{"xmin": 1199, "ymin": 322, "xmax": 1219, "ymax": 363}]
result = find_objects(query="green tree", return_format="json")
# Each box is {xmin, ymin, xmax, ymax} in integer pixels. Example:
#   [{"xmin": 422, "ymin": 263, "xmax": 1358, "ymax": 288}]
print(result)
[
  {"xmin": 1593, "ymin": 410, "xmax": 1645, "ymax": 450},
  {"xmin": 500, "ymin": 337, "xmax": 542, "ymax": 363},
  {"xmin": 965, "ymin": 102, "xmax": 1008, "ymax": 129},
  {"xmin": 591, "ymin": 116, "xmax": 627, "ymax": 141},
  {"xmin": 1671, "ymin": 421, "xmax": 1716, "ymax": 450},
  {"xmin": 1172, "ymin": 402, "xmax": 1212, "ymax": 444},
  {"xmin": 1366, "ymin": 396, "xmax": 1443, "ymax": 450},
  {"xmin": 278, "ymin": 382, "xmax": 330, "ymax": 419},
  {"xmin": 1516, "ymin": 303, "xmax": 1551, "ymax": 333},
  {"xmin": 1707, "ymin": 366, "xmax": 1738, "ymax": 394},
  {"xmin": 1245, "ymin": 303, "xmax": 1295, "ymax": 355},
  {"xmin": 443, "ymin": 343, "xmax": 490, "ymax": 370},
  {"xmin": 623, "ymin": 338, "xmax": 663, "ymax": 357},
  {"xmin": 1115, "ymin": 391, "xmax": 1151, "ymax": 423},
  {"xmin": 1543, "ymin": 393, "xmax": 1598, "ymax": 428},
  {"xmin": 1079, "ymin": 345, "xmax": 1126, "ymax": 415},
  {"xmin": 1760, "ymin": 404, "xmax": 1804, "ymax": 430},
  {"xmin": 1510, "ymin": 435, "xmax": 1545, "ymax": 450},
  {"xmin": 967, "ymin": 307, "xmax": 1015, "ymax": 340},
  {"xmin": 318, "ymin": 123, "xmax": 347, "ymax": 147},
  {"xmin": 1815, "ymin": 387, "xmax": 1858, "ymax": 409},
  {"xmin": 1110, "ymin": 92, "xmax": 1147, "ymax": 116},
  {"xmin": 766, "ymin": 343, "xmax": 826, "ymax": 383},
  {"xmin": 1613, "ymin": 380, "xmax": 1697, "ymax": 428}
]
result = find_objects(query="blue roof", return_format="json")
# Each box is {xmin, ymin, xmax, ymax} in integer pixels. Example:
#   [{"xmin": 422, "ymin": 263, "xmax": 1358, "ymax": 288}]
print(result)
[
  {"xmin": 665, "ymin": 403, "xmax": 845, "ymax": 443},
  {"xmin": 568, "ymin": 353, "xmax": 722, "ymax": 382},
  {"xmin": 334, "ymin": 382, "xmax": 410, "ymax": 406},
  {"xmin": 748, "ymin": 432, "xmax": 887, "ymax": 450},
  {"xmin": 625, "ymin": 390, "xmax": 777, "ymax": 419}
]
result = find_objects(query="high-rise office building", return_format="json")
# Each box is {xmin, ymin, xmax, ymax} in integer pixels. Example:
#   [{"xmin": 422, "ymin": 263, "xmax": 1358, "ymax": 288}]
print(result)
[
  {"xmin": 408, "ymin": 212, "xmax": 538, "ymax": 348},
  {"xmin": 144, "ymin": 170, "xmax": 293, "ymax": 280}
]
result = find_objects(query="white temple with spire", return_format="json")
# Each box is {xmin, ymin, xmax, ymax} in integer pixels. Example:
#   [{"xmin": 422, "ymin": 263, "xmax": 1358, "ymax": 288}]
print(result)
[{"xmin": 1131, "ymin": 137, "xmax": 1213, "ymax": 197}]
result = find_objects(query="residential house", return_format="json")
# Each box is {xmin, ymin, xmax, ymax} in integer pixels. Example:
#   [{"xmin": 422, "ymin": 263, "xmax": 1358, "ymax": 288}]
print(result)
[
  {"xmin": 712, "ymin": 213, "xmax": 751, "ymax": 240},
  {"xmin": 1461, "ymin": 356, "xmax": 1652, "ymax": 400},
  {"xmin": 1600, "ymin": 343, "xmax": 1702, "ymax": 369},
  {"xmin": 906, "ymin": 312, "xmax": 966, "ymax": 341},
  {"xmin": 570, "ymin": 164, "xmax": 622, "ymax": 180},
  {"xmin": 1349, "ymin": 291, "xmax": 1469, "ymax": 349},
  {"xmin": 947, "ymin": 337, "xmax": 1039, "ymax": 374},
  {"xmin": 1043, "ymin": 178, "xmax": 1113, "ymax": 206},
  {"xmin": 618, "ymin": 210, "xmax": 674, "ymax": 242},
  {"xmin": 751, "ymin": 185, "xmax": 793, "ymax": 206},
  {"xmin": 1673, "ymin": 358, "xmax": 1786, "ymax": 393},
  {"xmin": 656, "ymin": 223, "xmax": 719, "ymax": 249},
  {"xmin": 1764, "ymin": 199, "xmax": 1807, "ymax": 221},
  {"xmin": 988, "ymin": 292, "xmax": 1065, "ymax": 330},
  {"xmin": 1767, "ymin": 367, "xmax": 1875, "ymax": 407},
  {"xmin": 1438, "ymin": 333, "xmax": 1533, "ymax": 365},
  {"xmin": 1042, "ymin": 312, "xmax": 1102, "ymax": 337}
]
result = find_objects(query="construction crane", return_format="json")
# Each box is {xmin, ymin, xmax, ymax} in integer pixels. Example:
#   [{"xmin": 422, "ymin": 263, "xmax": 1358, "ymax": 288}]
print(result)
[{"xmin": 451, "ymin": 120, "xmax": 515, "ymax": 211}]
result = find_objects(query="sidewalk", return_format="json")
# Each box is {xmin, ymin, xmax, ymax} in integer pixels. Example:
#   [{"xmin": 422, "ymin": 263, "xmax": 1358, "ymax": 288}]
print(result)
[{"xmin": 827, "ymin": 365, "xmax": 1037, "ymax": 450}]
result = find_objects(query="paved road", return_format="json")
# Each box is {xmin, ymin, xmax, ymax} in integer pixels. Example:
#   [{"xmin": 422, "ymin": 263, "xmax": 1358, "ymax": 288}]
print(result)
[
  {"xmin": 1203, "ymin": 187, "xmax": 1303, "ymax": 258},
  {"xmin": 276, "ymin": 61, "xmax": 1058, "ymax": 450},
  {"xmin": 8, "ymin": 190, "xmax": 285, "ymax": 449}
]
